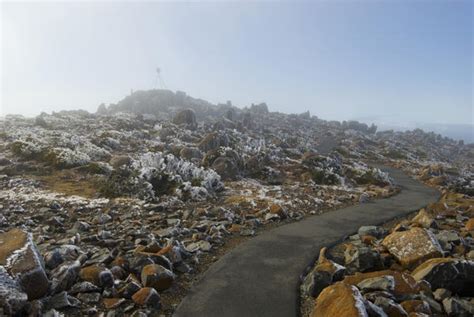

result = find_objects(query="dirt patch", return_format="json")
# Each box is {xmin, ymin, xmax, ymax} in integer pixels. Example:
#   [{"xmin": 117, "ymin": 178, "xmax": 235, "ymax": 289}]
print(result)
[{"xmin": 33, "ymin": 169, "xmax": 98, "ymax": 198}]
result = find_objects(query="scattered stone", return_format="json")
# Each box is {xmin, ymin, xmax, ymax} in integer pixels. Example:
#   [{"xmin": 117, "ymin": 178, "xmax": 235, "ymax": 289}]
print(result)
[
  {"xmin": 132, "ymin": 287, "xmax": 161, "ymax": 308},
  {"xmin": 465, "ymin": 218, "xmax": 474, "ymax": 231},
  {"xmin": 103, "ymin": 297, "xmax": 126, "ymax": 309},
  {"xmin": 185, "ymin": 240, "xmax": 212, "ymax": 252},
  {"xmin": 141, "ymin": 264, "xmax": 175, "ymax": 291},
  {"xmin": 46, "ymin": 291, "xmax": 80, "ymax": 310},
  {"xmin": 433, "ymin": 288, "xmax": 452, "ymax": 302}
]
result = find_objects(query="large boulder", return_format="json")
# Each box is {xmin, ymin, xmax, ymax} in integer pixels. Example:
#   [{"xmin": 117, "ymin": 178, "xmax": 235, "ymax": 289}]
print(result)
[
  {"xmin": 312, "ymin": 282, "xmax": 368, "ymax": 317},
  {"xmin": 0, "ymin": 228, "xmax": 49, "ymax": 300},
  {"xmin": 172, "ymin": 109, "xmax": 197, "ymax": 129},
  {"xmin": 411, "ymin": 258, "xmax": 474, "ymax": 296},
  {"xmin": 381, "ymin": 227, "xmax": 443, "ymax": 268}
]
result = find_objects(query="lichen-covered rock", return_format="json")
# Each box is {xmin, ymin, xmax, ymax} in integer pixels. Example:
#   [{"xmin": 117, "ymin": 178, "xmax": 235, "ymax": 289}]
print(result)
[
  {"xmin": 381, "ymin": 227, "xmax": 443, "ymax": 268},
  {"xmin": 0, "ymin": 228, "xmax": 49, "ymax": 300},
  {"xmin": 411, "ymin": 258, "xmax": 474, "ymax": 295},
  {"xmin": 312, "ymin": 282, "xmax": 368, "ymax": 317}
]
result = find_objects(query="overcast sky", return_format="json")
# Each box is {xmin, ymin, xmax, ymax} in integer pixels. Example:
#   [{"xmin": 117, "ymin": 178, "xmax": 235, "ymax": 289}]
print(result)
[{"xmin": 1, "ymin": 1, "xmax": 472, "ymax": 125}]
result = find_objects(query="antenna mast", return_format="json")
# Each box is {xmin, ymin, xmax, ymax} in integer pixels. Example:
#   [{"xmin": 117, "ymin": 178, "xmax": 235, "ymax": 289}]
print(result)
[{"xmin": 156, "ymin": 67, "xmax": 167, "ymax": 89}]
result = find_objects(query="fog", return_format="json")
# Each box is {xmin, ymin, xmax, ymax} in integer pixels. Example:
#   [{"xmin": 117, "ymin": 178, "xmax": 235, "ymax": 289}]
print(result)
[{"xmin": 1, "ymin": 1, "xmax": 473, "ymax": 131}]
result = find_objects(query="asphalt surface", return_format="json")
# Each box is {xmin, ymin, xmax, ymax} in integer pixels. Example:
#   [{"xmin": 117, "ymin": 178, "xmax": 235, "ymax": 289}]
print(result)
[{"xmin": 174, "ymin": 167, "xmax": 440, "ymax": 317}]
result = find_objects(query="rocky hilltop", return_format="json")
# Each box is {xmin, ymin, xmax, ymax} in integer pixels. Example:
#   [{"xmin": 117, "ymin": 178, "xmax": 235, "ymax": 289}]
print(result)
[{"xmin": 0, "ymin": 89, "xmax": 472, "ymax": 316}]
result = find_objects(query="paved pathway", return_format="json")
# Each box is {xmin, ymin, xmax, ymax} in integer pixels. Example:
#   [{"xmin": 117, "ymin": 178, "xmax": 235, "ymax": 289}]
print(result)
[{"xmin": 174, "ymin": 167, "xmax": 439, "ymax": 317}]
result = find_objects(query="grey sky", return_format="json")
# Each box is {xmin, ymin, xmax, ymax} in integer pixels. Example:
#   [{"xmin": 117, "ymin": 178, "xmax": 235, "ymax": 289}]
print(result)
[{"xmin": 1, "ymin": 1, "xmax": 472, "ymax": 125}]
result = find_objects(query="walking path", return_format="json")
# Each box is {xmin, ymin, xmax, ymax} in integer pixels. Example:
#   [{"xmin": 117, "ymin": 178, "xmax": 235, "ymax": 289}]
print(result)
[{"xmin": 174, "ymin": 167, "xmax": 440, "ymax": 317}]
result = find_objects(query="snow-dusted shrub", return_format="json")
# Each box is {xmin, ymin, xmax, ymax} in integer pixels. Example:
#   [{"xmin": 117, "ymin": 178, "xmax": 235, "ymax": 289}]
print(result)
[
  {"xmin": 43, "ymin": 148, "xmax": 91, "ymax": 168},
  {"xmin": 10, "ymin": 140, "xmax": 44, "ymax": 159},
  {"xmin": 132, "ymin": 152, "xmax": 223, "ymax": 193}
]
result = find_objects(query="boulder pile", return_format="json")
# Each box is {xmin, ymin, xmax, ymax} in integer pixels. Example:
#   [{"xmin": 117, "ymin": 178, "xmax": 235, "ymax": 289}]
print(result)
[{"xmin": 301, "ymin": 192, "xmax": 474, "ymax": 317}]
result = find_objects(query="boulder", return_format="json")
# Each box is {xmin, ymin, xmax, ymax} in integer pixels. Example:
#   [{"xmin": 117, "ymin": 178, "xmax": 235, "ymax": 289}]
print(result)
[
  {"xmin": 411, "ymin": 258, "xmax": 474, "ymax": 296},
  {"xmin": 373, "ymin": 297, "xmax": 408, "ymax": 317},
  {"xmin": 211, "ymin": 157, "xmax": 239, "ymax": 180},
  {"xmin": 312, "ymin": 282, "xmax": 368, "ymax": 317},
  {"xmin": 46, "ymin": 291, "xmax": 80, "ymax": 310},
  {"xmin": 357, "ymin": 275, "xmax": 395, "ymax": 293},
  {"xmin": 0, "ymin": 228, "xmax": 49, "ymax": 299},
  {"xmin": 141, "ymin": 264, "xmax": 175, "ymax": 291},
  {"xmin": 465, "ymin": 218, "xmax": 474, "ymax": 231},
  {"xmin": 442, "ymin": 297, "xmax": 474, "ymax": 316},
  {"xmin": 358, "ymin": 226, "xmax": 387, "ymax": 239},
  {"xmin": 0, "ymin": 267, "xmax": 28, "ymax": 316},
  {"xmin": 49, "ymin": 260, "xmax": 81, "ymax": 293},
  {"xmin": 344, "ymin": 244, "xmax": 383, "ymax": 273},
  {"xmin": 185, "ymin": 240, "xmax": 212, "ymax": 252},
  {"xmin": 433, "ymin": 288, "xmax": 451, "ymax": 302},
  {"xmin": 179, "ymin": 147, "xmax": 202, "ymax": 161},
  {"xmin": 344, "ymin": 270, "xmax": 420, "ymax": 296},
  {"xmin": 301, "ymin": 248, "xmax": 346, "ymax": 297},
  {"xmin": 399, "ymin": 300, "xmax": 431, "ymax": 315},
  {"xmin": 381, "ymin": 227, "xmax": 443, "ymax": 268},
  {"xmin": 411, "ymin": 209, "xmax": 436, "ymax": 229},
  {"xmin": 172, "ymin": 109, "xmax": 197, "ymax": 129},
  {"xmin": 79, "ymin": 265, "xmax": 114, "ymax": 287},
  {"xmin": 198, "ymin": 132, "xmax": 229, "ymax": 152}
]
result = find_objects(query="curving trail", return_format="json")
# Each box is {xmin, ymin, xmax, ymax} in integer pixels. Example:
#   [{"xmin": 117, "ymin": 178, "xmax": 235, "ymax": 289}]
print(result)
[{"xmin": 174, "ymin": 167, "xmax": 440, "ymax": 317}]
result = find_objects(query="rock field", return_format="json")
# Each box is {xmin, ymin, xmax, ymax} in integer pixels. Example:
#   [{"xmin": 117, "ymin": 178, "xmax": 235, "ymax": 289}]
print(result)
[
  {"xmin": 0, "ymin": 89, "xmax": 472, "ymax": 316},
  {"xmin": 301, "ymin": 176, "xmax": 474, "ymax": 316}
]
